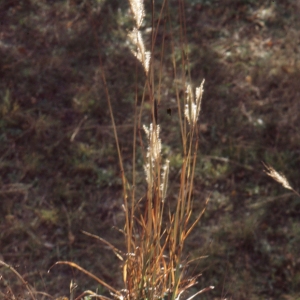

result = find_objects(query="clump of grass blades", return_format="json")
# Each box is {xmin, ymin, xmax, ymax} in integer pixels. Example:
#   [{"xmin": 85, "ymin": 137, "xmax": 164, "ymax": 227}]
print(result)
[{"xmin": 51, "ymin": 0, "xmax": 213, "ymax": 299}]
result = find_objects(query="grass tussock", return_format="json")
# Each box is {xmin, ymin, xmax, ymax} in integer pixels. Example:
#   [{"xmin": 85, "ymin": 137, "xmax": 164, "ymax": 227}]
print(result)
[{"xmin": 50, "ymin": 0, "xmax": 213, "ymax": 299}]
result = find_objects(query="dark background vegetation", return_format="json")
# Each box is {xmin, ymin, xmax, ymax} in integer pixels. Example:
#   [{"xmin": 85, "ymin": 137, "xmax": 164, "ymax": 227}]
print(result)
[{"xmin": 1, "ymin": 0, "xmax": 300, "ymax": 299}]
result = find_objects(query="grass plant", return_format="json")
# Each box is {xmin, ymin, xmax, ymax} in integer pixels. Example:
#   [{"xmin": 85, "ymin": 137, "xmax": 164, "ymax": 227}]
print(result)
[{"xmin": 50, "ymin": 0, "xmax": 213, "ymax": 299}]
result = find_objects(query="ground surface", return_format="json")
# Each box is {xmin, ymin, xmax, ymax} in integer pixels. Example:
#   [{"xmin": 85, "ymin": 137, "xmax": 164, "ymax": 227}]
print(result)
[{"xmin": 1, "ymin": 0, "xmax": 300, "ymax": 299}]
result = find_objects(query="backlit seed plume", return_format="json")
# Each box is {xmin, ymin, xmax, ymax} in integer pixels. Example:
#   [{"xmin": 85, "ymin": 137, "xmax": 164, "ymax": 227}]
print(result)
[
  {"xmin": 184, "ymin": 79, "xmax": 205, "ymax": 126},
  {"xmin": 264, "ymin": 163, "xmax": 293, "ymax": 191},
  {"xmin": 143, "ymin": 123, "xmax": 161, "ymax": 162},
  {"xmin": 128, "ymin": 28, "xmax": 151, "ymax": 75},
  {"xmin": 129, "ymin": 0, "xmax": 145, "ymax": 29},
  {"xmin": 143, "ymin": 123, "xmax": 161, "ymax": 189},
  {"xmin": 160, "ymin": 160, "xmax": 170, "ymax": 202},
  {"xmin": 144, "ymin": 162, "xmax": 152, "ymax": 187}
]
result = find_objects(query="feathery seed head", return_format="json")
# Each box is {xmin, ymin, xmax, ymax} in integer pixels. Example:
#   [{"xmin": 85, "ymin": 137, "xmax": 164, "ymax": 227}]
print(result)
[
  {"xmin": 143, "ymin": 123, "xmax": 161, "ymax": 162},
  {"xmin": 143, "ymin": 123, "xmax": 162, "ymax": 190},
  {"xmin": 143, "ymin": 51, "xmax": 151, "ymax": 74},
  {"xmin": 128, "ymin": 28, "xmax": 151, "ymax": 75},
  {"xmin": 264, "ymin": 164, "xmax": 292, "ymax": 190},
  {"xmin": 160, "ymin": 160, "xmax": 170, "ymax": 202},
  {"xmin": 195, "ymin": 79, "xmax": 205, "ymax": 118},
  {"xmin": 129, "ymin": 0, "xmax": 145, "ymax": 29},
  {"xmin": 144, "ymin": 162, "xmax": 151, "ymax": 187},
  {"xmin": 184, "ymin": 80, "xmax": 205, "ymax": 126}
]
